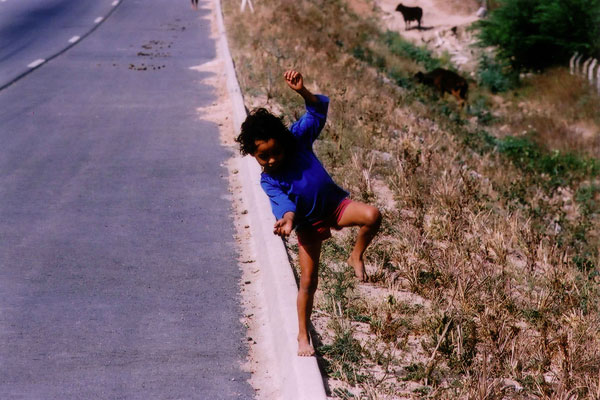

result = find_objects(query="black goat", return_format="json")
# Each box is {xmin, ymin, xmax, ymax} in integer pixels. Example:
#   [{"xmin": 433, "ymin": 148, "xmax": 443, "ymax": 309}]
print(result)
[
  {"xmin": 395, "ymin": 4, "xmax": 422, "ymax": 30},
  {"xmin": 415, "ymin": 68, "xmax": 468, "ymax": 107}
]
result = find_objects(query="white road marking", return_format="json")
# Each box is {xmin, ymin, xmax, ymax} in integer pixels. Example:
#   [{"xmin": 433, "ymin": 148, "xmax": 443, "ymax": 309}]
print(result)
[
  {"xmin": 112, "ymin": 0, "xmax": 119, "ymax": 6},
  {"xmin": 27, "ymin": 59, "xmax": 45, "ymax": 68},
  {"xmin": 68, "ymin": 36, "xmax": 80, "ymax": 44},
  {"xmin": 94, "ymin": 17, "xmax": 103, "ymax": 23}
]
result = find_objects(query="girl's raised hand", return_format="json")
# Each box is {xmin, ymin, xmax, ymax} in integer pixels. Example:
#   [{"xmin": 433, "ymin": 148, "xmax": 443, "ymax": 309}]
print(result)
[{"xmin": 283, "ymin": 70, "xmax": 304, "ymax": 92}]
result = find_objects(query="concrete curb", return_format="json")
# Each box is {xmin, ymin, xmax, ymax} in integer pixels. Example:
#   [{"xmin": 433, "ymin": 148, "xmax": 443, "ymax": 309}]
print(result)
[{"xmin": 213, "ymin": 1, "xmax": 327, "ymax": 399}]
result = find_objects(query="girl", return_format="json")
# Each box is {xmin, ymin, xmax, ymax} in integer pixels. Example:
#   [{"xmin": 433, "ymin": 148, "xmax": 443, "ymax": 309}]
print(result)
[{"xmin": 236, "ymin": 70, "xmax": 382, "ymax": 356}]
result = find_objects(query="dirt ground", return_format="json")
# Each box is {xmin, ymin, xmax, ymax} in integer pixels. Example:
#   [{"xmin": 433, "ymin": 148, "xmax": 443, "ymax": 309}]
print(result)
[{"xmin": 373, "ymin": 0, "xmax": 482, "ymax": 74}]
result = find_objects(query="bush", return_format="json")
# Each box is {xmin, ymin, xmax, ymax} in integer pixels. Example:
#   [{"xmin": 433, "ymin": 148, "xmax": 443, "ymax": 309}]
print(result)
[
  {"xmin": 477, "ymin": 0, "xmax": 600, "ymax": 70},
  {"xmin": 477, "ymin": 53, "xmax": 517, "ymax": 93}
]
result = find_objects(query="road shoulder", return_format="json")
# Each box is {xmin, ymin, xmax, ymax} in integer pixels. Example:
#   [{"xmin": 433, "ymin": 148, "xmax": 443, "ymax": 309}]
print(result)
[{"xmin": 192, "ymin": 1, "xmax": 280, "ymax": 397}]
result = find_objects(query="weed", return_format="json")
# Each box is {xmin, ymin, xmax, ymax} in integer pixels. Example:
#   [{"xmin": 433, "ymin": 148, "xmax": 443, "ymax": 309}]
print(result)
[
  {"xmin": 319, "ymin": 263, "xmax": 356, "ymax": 314},
  {"xmin": 402, "ymin": 362, "xmax": 427, "ymax": 381},
  {"xmin": 320, "ymin": 320, "xmax": 365, "ymax": 385},
  {"xmin": 331, "ymin": 387, "xmax": 356, "ymax": 399}
]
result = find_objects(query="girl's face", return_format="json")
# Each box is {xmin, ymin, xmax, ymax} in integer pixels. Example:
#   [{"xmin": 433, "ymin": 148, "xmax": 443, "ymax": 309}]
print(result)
[{"xmin": 253, "ymin": 138, "xmax": 285, "ymax": 173}]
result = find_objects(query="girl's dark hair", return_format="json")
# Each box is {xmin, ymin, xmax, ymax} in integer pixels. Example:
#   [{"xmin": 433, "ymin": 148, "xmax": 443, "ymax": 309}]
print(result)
[{"xmin": 235, "ymin": 108, "xmax": 295, "ymax": 156}]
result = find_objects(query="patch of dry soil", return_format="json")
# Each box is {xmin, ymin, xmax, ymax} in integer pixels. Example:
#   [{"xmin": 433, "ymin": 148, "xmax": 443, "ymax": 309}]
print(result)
[{"xmin": 375, "ymin": 0, "xmax": 482, "ymax": 74}]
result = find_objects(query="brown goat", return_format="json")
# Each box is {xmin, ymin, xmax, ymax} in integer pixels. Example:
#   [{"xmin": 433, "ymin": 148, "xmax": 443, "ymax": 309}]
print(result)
[
  {"xmin": 415, "ymin": 68, "xmax": 468, "ymax": 107},
  {"xmin": 395, "ymin": 4, "xmax": 422, "ymax": 30}
]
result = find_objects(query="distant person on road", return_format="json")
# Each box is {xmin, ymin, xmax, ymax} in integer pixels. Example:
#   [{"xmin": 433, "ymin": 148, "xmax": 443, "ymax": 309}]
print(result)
[{"xmin": 235, "ymin": 70, "xmax": 382, "ymax": 356}]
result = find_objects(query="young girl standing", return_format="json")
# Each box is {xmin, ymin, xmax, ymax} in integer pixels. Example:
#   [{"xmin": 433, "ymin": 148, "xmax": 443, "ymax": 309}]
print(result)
[{"xmin": 236, "ymin": 70, "xmax": 382, "ymax": 356}]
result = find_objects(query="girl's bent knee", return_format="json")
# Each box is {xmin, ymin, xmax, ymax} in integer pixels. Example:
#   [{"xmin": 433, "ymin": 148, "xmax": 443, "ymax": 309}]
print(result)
[{"xmin": 367, "ymin": 207, "xmax": 382, "ymax": 227}]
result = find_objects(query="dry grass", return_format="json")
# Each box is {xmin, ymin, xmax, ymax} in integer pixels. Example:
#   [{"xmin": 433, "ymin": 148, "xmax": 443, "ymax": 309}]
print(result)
[
  {"xmin": 222, "ymin": 0, "xmax": 600, "ymax": 398},
  {"xmin": 488, "ymin": 68, "xmax": 600, "ymax": 157}
]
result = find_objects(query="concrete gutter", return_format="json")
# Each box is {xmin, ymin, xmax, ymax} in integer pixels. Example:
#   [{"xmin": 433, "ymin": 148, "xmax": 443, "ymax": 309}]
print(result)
[{"xmin": 213, "ymin": 1, "xmax": 327, "ymax": 399}]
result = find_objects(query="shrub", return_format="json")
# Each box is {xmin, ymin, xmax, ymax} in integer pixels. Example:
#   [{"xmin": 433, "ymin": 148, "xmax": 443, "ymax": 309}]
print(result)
[
  {"xmin": 477, "ymin": 0, "xmax": 600, "ymax": 70},
  {"xmin": 477, "ymin": 53, "xmax": 517, "ymax": 93}
]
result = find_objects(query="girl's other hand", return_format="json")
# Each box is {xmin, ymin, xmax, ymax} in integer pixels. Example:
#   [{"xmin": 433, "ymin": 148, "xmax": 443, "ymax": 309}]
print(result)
[
  {"xmin": 283, "ymin": 70, "xmax": 304, "ymax": 92},
  {"xmin": 273, "ymin": 213, "xmax": 294, "ymax": 237}
]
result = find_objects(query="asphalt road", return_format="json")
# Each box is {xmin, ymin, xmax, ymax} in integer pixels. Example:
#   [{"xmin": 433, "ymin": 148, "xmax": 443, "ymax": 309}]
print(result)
[
  {"xmin": 0, "ymin": 0, "xmax": 119, "ymax": 89},
  {"xmin": 0, "ymin": 0, "xmax": 254, "ymax": 398}
]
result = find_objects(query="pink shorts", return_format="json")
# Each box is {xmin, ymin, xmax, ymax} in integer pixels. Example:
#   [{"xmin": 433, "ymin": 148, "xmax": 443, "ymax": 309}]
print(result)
[{"xmin": 296, "ymin": 198, "xmax": 352, "ymax": 247}]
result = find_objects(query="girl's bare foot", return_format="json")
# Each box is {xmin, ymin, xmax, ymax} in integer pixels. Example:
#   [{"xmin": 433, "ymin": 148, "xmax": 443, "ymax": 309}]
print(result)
[
  {"xmin": 348, "ymin": 254, "xmax": 368, "ymax": 282},
  {"xmin": 298, "ymin": 334, "xmax": 315, "ymax": 356}
]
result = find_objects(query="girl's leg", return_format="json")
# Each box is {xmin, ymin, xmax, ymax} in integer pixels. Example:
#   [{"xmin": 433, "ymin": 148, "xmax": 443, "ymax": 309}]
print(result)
[
  {"xmin": 336, "ymin": 202, "xmax": 382, "ymax": 281},
  {"xmin": 297, "ymin": 240, "xmax": 321, "ymax": 356}
]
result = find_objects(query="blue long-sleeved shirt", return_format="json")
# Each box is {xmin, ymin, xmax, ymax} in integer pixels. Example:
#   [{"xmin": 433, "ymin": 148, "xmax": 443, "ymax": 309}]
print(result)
[{"xmin": 260, "ymin": 95, "xmax": 348, "ymax": 228}]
